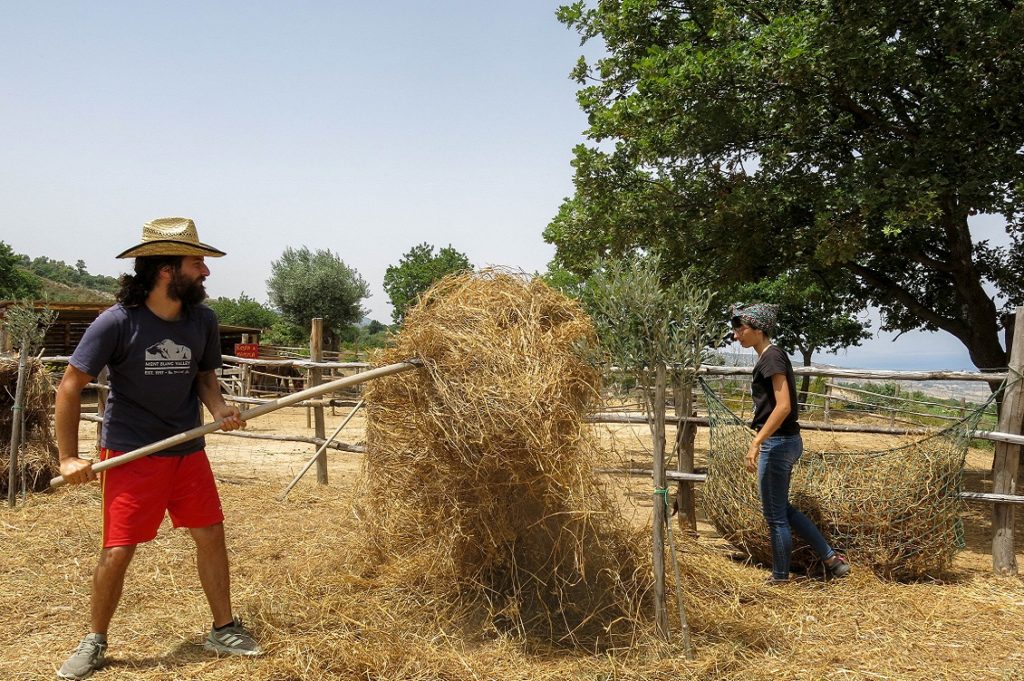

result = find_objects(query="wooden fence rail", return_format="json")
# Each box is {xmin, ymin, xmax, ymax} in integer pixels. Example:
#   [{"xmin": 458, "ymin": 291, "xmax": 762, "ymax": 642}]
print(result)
[
  {"xmin": 33, "ymin": 324, "xmax": 1024, "ymax": 574},
  {"xmin": 600, "ymin": 468, "xmax": 1024, "ymax": 506}
]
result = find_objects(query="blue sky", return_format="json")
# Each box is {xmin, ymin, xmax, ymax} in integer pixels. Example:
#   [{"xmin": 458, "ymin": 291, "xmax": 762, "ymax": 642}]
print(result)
[{"xmin": 0, "ymin": 2, "xmax": 1008, "ymax": 371}]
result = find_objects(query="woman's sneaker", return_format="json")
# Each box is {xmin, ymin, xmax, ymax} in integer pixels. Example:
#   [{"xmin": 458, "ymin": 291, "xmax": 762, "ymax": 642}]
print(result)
[
  {"xmin": 57, "ymin": 633, "xmax": 107, "ymax": 680},
  {"xmin": 204, "ymin": 617, "xmax": 263, "ymax": 657},
  {"xmin": 825, "ymin": 553, "xmax": 851, "ymax": 579}
]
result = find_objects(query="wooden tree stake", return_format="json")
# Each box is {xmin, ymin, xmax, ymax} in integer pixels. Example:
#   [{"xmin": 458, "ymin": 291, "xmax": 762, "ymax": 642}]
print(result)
[
  {"xmin": 7, "ymin": 344, "xmax": 28, "ymax": 507},
  {"xmin": 651, "ymin": 362, "xmax": 669, "ymax": 640}
]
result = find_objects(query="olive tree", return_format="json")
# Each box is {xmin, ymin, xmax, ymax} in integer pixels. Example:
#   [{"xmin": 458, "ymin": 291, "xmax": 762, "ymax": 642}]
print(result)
[{"xmin": 266, "ymin": 247, "xmax": 370, "ymax": 350}]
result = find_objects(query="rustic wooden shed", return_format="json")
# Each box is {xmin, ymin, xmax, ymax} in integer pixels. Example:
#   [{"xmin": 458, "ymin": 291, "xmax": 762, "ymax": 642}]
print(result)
[{"xmin": 0, "ymin": 301, "xmax": 110, "ymax": 356}]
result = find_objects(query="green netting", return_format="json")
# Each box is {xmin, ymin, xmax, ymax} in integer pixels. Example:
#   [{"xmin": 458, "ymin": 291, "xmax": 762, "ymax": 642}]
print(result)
[{"xmin": 699, "ymin": 377, "xmax": 1002, "ymax": 580}]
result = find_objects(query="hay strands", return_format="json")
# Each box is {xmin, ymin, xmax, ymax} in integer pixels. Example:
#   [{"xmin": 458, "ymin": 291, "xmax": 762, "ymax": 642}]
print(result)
[{"xmin": 49, "ymin": 359, "xmax": 421, "ymax": 488}]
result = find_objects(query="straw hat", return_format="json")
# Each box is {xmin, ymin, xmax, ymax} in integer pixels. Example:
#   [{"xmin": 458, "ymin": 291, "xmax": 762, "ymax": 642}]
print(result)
[{"xmin": 116, "ymin": 217, "xmax": 226, "ymax": 259}]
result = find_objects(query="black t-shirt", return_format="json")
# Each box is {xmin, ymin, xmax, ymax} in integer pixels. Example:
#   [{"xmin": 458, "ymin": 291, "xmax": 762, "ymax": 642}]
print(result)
[
  {"xmin": 70, "ymin": 303, "xmax": 222, "ymax": 455},
  {"xmin": 750, "ymin": 345, "xmax": 800, "ymax": 436}
]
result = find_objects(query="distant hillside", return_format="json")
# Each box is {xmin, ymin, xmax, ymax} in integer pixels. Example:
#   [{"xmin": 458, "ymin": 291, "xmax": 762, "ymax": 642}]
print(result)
[
  {"xmin": 34, "ymin": 275, "xmax": 115, "ymax": 304},
  {"xmin": 3, "ymin": 250, "xmax": 118, "ymax": 303},
  {"xmin": 20, "ymin": 255, "xmax": 119, "ymax": 295}
]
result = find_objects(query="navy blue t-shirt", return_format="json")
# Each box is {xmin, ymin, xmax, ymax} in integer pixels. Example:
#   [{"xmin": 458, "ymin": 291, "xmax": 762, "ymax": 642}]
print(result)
[
  {"xmin": 70, "ymin": 303, "xmax": 222, "ymax": 455},
  {"xmin": 750, "ymin": 345, "xmax": 800, "ymax": 436}
]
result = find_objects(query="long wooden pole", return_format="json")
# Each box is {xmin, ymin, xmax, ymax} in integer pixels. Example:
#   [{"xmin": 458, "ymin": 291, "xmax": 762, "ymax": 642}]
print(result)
[
  {"xmin": 993, "ymin": 307, "xmax": 1024, "ymax": 574},
  {"xmin": 279, "ymin": 400, "xmax": 364, "ymax": 500},
  {"xmin": 651, "ymin": 362, "xmax": 669, "ymax": 640},
  {"xmin": 8, "ymin": 344, "xmax": 29, "ymax": 507},
  {"xmin": 49, "ymin": 360, "xmax": 419, "ymax": 488}
]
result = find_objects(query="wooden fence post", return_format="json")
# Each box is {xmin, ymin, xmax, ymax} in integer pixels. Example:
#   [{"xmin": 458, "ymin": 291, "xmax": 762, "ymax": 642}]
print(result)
[
  {"xmin": 888, "ymin": 384, "xmax": 898, "ymax": 426},
  {"xmin": 673, "ymin": 375, "xmax": 697, "ymax": 532},
  {"xmin": 240, "ymin": 364, "xmax": 251, "ymax": 398},
  {"xmin": 310, "ymin": 318, "xmax": 328, "ymax": 485},
  {"xmin": 993, "ymin": 306, "xmax": 1024, "ymax": 574},
  {"xmin": 823, "ymin": 383, "xmax": 832, "ymax": 424},
  {"xmin": 240, "ymin": 334, "xmax": 252, "ymax": 398}
]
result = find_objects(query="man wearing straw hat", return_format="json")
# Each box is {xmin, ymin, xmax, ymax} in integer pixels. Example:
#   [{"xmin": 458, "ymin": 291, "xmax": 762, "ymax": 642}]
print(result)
[{"xmin": 54, "ymin": 218, "xmax": 262, "ymax": 680}]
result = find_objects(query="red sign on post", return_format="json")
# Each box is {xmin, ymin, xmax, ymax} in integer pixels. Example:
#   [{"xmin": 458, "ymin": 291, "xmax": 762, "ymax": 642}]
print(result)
[{"xmin": 234, "ymin": 343, "xmax": 260, "ymax": 359}]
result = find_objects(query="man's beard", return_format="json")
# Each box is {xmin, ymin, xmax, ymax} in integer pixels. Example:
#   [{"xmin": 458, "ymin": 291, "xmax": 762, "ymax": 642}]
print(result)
[{"xmin": 168, "ymin": 268, "xmax": 207, "ymax": 306}]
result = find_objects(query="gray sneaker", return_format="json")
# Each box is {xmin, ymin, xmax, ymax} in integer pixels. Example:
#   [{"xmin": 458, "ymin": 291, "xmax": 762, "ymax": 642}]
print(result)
[
  {"xmin": 825, "ymin": 553, "xmax": 851, "ymax": 579},
  {"xmin": 57, "ymin": 633, "xmax": 107, "ymax": 680},
  {"xmin": 203, "ymin": 617, "xmax": 263, "ymax": 657}
]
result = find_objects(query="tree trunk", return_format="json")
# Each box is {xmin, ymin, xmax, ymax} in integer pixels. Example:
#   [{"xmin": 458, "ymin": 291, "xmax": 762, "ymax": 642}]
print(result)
[
  {"xmin": 8, "ymin": 344, "xmax": 29, "ymax": 507},
  {"xmin": 847, "ymin": 212, "xmax": 1007, "ymax": 391}
]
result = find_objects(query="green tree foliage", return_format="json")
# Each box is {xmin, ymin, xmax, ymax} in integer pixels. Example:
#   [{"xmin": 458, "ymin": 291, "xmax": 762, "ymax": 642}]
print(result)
[
  {"xmin": 0, "ymin": 242, "xmax": 41, "ymax": 300},
  {"xmin": 262, "ymin": 320, "xmax": 308, "ymax": 348},
  {"xmin": 540, "ymin": 262, "xmax": 588, "ymax": 300},
  {"xmin": 549, "ymin": 1, "xmax": 1024, "ymax": 372},
  {"xmin": 337, "ymin": 319, "xmax": 391, "ymax": 353},
  {"xmin": 266, "ymin": 247, "xmax": 370, "ymax": 350},
  {"xmin": 383, "ymin": 243, "xmax": 472, "ymax": 324},
  {"xmin": 206, "ymin": 293, "xmax": 280, "ymax": 330},
  {"xmin": 22, "ymin": 255, "xmax": 118, "ymax": 294},
  {"xmin": 1, "ymin": 303, "xmax": 56, "ymax": 352},
  {"xmin": 587, "ymin": 254, "xmax": 721, "ymax": 390},
  {"xmin": 731, "ymin": 272, "xmax": 872, "ymax": 405}
]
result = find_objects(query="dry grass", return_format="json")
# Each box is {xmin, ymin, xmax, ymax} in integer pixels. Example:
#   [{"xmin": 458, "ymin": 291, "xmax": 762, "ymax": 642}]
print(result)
[
  {"xmin": 4, "ymin": 273, "xmax": 1024, "ymax": 679},
  {"xmin": 4, "ymin": 481, "xmax": 1024, "ymax": 680}
]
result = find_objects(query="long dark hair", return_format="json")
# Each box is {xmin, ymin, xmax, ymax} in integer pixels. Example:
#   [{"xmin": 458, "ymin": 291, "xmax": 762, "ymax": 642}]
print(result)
[{"xmin": 116, "ymin": 256, "xmax": 183, "ymax": 307}]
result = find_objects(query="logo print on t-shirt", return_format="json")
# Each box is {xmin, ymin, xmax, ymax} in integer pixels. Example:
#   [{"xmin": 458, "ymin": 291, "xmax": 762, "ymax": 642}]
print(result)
[{"xmin": 145, "ymin": 339, "xmax": 192, "ymax": 375}]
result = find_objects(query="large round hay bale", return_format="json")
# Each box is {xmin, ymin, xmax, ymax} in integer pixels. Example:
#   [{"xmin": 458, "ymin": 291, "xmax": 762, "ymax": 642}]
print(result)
[
  {"xmin": 701, "ymin": 408, "xmax": 969, "ymax": 580},
  {"xmin": 357, "ymin": 270, "xmax": 652, "ymax": 648},
  {"xmin": 1, "ymin": 357, "xmax": 58, "ymax": 496}
]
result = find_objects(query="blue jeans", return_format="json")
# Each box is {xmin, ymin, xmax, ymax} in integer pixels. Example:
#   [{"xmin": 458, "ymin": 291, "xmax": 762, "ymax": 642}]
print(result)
[{"xmin": 758, "ymin": 434, "xmax": 835, "ymax": 579}]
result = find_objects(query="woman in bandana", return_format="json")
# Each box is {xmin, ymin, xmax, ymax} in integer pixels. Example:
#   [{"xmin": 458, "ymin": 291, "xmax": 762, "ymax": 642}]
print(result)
[{"xmin": 730, "ymin": 303, "xmax": 851, "ymax": 583}]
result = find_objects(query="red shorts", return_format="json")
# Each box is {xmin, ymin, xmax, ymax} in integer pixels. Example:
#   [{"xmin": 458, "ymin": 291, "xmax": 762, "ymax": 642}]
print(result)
[{"xmin": 100, "ymin": 448, "xmax": 224, "ymax": 548}]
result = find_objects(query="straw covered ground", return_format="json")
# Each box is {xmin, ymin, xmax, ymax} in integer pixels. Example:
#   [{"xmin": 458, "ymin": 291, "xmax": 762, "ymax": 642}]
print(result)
[
  {"xmin": 4, "ymin": 480, "xmax": 1024, "ymax": 680},
  {"xmin": 3, "ymin": 272, "xmax": 1024, "ymax": 679}
]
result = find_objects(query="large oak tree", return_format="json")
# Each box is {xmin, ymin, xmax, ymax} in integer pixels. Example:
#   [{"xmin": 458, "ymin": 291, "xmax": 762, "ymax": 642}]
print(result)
[{"xmin": 547, "ymin": 0, "xmax": 1024, "ymax": 371}]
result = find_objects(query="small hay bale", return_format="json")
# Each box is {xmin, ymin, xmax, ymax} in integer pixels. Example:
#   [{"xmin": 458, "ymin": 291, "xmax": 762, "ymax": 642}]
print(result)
[
  {"xmin": 358, "ymin": 270, "xmax": 653, "ymax": 649},
  {"xmin": 0, "ymin": 357, "xmax": 59, "ymax": 496}
]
